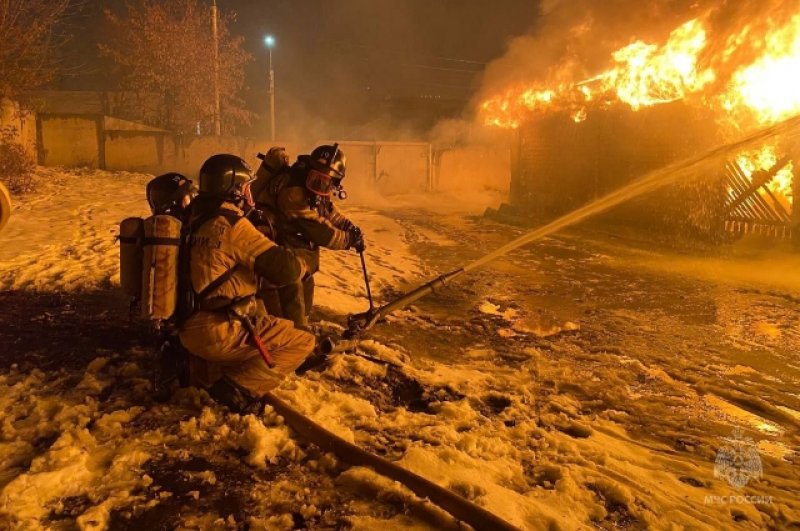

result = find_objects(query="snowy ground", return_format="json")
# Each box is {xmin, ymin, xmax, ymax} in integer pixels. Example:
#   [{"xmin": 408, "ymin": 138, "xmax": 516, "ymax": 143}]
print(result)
[{"xmin": 0, "ymin": 168, "xmax": 799, "ymax": 530}]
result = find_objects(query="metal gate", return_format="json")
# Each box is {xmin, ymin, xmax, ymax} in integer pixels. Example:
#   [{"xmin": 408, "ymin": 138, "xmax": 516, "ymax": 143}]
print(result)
[
  {"xmin": 320, "ymin": 140, "xmax": 433, "ymax": 200},
  {"xmin": 724, "ymin": 156, "xmax": 794, "ymax": 238}
]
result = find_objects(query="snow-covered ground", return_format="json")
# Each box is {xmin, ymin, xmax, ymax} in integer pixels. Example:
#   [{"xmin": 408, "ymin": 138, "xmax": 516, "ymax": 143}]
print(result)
[{"xmin": 1, "ymin": 168, "xmax": 799, "ymax": 530}]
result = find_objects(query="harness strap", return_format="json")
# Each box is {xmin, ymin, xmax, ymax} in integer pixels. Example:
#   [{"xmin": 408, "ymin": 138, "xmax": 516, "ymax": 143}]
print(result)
[
  {"xmin": 188, "ymin": 207, "xmax": 245, "ymax": 307},
  {"xmin": 143, "ymin": 237, "xmax": 181, "ymax": 246},
  {"xmin": 196, "ymin": 264, "xmax": 241, "ymax": 303}
]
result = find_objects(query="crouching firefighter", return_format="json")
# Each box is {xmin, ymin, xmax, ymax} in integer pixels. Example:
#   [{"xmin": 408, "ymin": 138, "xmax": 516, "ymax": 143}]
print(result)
[
  {"xmin": 177, "ymin": 154, "xmax": 316, "ymax": 411},
  {"xmin": 252, "ymin": 144, "xmax": 366, "ymax": 330},
  {"xmin": 119, "ymin": 173, "xmax": 197, "ymax": 399}
]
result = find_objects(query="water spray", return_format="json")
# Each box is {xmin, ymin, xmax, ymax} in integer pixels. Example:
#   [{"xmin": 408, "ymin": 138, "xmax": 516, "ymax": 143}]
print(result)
[{"xmin": 344, "ymin": 113, "xmax": 800, "ymax": 339}]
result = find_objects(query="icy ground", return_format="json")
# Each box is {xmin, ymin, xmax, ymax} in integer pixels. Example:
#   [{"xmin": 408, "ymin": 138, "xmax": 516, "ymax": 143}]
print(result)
[{"xmin": 0, "ymin": 168, "xmax": 799, "ymax": 530}]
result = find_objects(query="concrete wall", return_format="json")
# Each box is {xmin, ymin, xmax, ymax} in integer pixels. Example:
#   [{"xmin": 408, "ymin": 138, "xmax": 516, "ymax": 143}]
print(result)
[
  {"xmin": 29, "ymin": 114, "xmax": 512, "ymax": 203},
  {"xmin": 0, "ymin": 98, "xmax": 37, "ymax": 159},
  {"xmin": 37, "ymin": 115, "xmax": 101, "ymax": 168},
  {"xmin": 96, "ymin": 130, "xmax": 295, "ymax": 178},
  {"xmin": 104, "ymin": 132, "xmax": 166, "ymax": 173}
]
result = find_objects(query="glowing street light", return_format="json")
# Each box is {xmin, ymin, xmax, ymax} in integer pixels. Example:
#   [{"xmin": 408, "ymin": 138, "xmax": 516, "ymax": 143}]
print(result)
[{"xmin": 265, "ymin": 35, "xmax": 276, "ymax": 141}]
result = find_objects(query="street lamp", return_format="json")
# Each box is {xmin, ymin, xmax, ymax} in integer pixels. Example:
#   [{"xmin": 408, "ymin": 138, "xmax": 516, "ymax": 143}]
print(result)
[{"xmin": 264, "ymin": 35, "xmax": 276, "ymax": 141}]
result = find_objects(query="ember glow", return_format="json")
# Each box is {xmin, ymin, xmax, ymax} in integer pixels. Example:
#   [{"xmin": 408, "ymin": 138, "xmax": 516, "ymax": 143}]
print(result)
[{"xmin": 480, "ymin": 10, "xmax": 800, "ymax": 131}]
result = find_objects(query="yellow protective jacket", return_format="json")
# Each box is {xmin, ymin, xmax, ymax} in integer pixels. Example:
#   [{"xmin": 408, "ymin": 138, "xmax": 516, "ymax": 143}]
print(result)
[
  {"xmin": 253, "ymin": 157, "xmax": 354, "ymax": 253},
  {"xmin": 179, "ymin": 201, "xmax": 304, "ymax": 360},
  {"xmin": 277, "ymin": 186, "xmax": 351, "ymax": 250}
]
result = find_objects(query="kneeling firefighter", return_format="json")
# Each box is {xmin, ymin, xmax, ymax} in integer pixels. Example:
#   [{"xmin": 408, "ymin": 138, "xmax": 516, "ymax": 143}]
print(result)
[
  {"xmin": 252, "ymin": 144, "xmax": 366, "ymax": 330},
  {"xmin": 178, "ymin": 154, "xmax": 315, "ymax": 410}
]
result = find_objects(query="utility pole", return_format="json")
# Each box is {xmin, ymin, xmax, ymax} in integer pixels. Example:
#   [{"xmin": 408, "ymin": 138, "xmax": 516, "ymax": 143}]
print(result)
[
  {"xmin": 269, "ymin": 48, "xmax": 276, "ymax": 141},
  {"xmin": 264, "ymin": 35, "xmax": 276, "ymax": 141},
  {"xmin": 211, "ymin": 0, "xmax": 221, "ymax": 136}
]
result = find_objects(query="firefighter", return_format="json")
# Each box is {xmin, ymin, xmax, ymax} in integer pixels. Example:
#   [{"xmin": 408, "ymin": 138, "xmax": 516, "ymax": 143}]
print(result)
[
  {"xmin": 249, "ymin": 146, "xmax": 291, "ymax": 240},
  {"xmin": 144, "ymin": 173, "xmax": 196, "ymax": 398},
  {"xmin": 146, "ymin": 172, "xmax": 196, "ymax": 218},
  {"xmin": 251, "ymin": 146, "xmax": 290, "ymax": 205},
  {"xmin": 252, "ymin": 144, "xmax": 365, "ymax": 330},
  {"xmin": 248, "ymin": 147, "xmax": 291, "ymax": 316},
  {"xmin": 178, "ymin": 154, "xmax": 316, "ymax": 412}
]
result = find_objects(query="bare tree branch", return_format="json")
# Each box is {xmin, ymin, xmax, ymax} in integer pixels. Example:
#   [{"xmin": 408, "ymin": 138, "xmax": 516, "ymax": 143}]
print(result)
[
  {"xmin": 0, "ymin": 0, "xmax": 77, "ymax": 99},
  {"xmin": 99, "ymin": 0, "xmax": 253, "ymax": 134}
]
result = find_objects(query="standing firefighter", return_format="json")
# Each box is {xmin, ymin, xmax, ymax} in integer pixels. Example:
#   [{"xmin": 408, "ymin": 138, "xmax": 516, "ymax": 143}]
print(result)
[
  {"xmin": 178, "ymin": 154, "xmax": 315, "ymax": 411},
  {"xmin": 252, "ymin": 144, "xmax": 365, "ymax": 330}
]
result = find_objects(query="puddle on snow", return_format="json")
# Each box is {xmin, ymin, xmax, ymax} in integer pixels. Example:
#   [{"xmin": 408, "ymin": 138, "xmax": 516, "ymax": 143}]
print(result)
[
  {"xmin": 705, "ymin": 394, "xmax": 783, "ymax": 435},
  {"xmin": 704, "ymin": 394, "xmax": 795, "ymax": 460}
]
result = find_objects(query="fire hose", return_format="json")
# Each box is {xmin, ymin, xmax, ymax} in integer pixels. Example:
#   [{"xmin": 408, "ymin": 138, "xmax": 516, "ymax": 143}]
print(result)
[{"xmin": 263, "ymin": 392, "xmax": 523, "ymax": 531}]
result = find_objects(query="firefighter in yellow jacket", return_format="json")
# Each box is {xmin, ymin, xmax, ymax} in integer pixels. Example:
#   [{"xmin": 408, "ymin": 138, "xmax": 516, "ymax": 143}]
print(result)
[
  {"xmin": 252, "ymin": 144, "xmax": 365, "ymax": 330},
  {"xmin": 178, "ymin": 154, "xmax": 315, "ymax": 411}
]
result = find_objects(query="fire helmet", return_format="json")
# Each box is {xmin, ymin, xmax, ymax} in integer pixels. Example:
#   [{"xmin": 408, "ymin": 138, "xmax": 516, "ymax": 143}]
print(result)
[
  {"xmin": 146, "ymin": 173, "xmax": 196, "ymax": 215},
  {"xmin": 306, "ymin": 144, "xmax": 347, "ymax": 197},
  {"xmin": 198, "ymin": 154, "xmax": 254, "ymax": 203},
  {"xmin": 257, "ymin": 146, "xmax": 290, "ymax": 172}
]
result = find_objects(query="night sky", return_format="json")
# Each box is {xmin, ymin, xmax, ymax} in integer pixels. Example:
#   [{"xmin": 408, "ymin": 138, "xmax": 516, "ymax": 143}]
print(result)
[{"xmin": 60, "ymin": 0, "xmax": 538, "ymax": 137}]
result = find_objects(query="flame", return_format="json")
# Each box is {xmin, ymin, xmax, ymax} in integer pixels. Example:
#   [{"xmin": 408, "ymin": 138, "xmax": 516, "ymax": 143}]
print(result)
[
  {"xmin": 480, "ymin": 19, "xmax": 713, "ymax": 127},
  {"xmin": 480, "ymin": 10, "xmax": 800, "ymax": 131},
  {"xmin": 721, "ymin": 14, "xmax": 800, "ymax": 126},
  {"xmin": 735, "ymin": 145, "xmax": 794, "ymax": 205},
  {"xmin": 603, "ymin": 20, "xmax": 715, "ymax": 110}
]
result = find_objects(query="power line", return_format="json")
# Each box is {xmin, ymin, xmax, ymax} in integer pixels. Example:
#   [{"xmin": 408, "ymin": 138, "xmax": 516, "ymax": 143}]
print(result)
[
  {"xmin": 331, "ymin": 41, "xmax": 488, "ymax": 66},
  {"xmin": 321, "ymin": 51, "xmax": 484, "ymax": 75}
]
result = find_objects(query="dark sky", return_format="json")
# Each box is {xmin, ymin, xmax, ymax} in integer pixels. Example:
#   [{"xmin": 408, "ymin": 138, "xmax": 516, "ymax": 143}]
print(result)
[{"xmin": 62, "ymin": 0, "xmax": 538, "ymax": 137}]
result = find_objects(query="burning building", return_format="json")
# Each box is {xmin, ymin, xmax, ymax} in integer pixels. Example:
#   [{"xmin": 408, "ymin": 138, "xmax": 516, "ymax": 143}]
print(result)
[{"xmin": 480, "ymin": 1, "xmax": 800, "ymax": 240}]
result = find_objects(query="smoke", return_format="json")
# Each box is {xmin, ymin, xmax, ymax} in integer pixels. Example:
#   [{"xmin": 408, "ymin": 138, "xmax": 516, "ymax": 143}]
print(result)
[{"xmin": 478, "ymin": 0, "xmax": 708, "ymax": 99}]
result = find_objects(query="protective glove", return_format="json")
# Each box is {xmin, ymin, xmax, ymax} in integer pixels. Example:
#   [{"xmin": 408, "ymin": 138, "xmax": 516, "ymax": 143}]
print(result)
[{"xmin": 348, "ymin": 226, "xmax": 366, "ymax": 253}]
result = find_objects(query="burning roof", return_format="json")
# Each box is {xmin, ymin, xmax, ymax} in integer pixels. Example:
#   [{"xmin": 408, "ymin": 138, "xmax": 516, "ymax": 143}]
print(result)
[{"xmin": 478, "ymin": 0, "xmax": 800, "ymax": 133}]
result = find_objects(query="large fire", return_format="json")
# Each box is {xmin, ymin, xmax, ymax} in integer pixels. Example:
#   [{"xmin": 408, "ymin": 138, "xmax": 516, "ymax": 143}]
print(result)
[
  {"xmin": 480, "ymin": 6, "xmax": 800, "ymax": 204},
  {"xmin": 478, "ymin": 18, "xmax": 718, "ymax": 129},
  {"xmin": 481, "ymin": 13, "xmax": 800, "ymax": 129},
  {"xmin": 721, "ymin": 14, "xmax": 800, "ymax": 126},
  {"xmin": 603, "ymin": 19, "xmax": 714, "ymax": 111}
]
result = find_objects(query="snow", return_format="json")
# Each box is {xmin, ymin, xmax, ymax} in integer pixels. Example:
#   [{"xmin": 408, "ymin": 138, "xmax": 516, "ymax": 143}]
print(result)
[
  {"xmin": 239, "ymin": 413, "xmax": 297, "ymax": 468},
  {"xmin": 1, "ymin": 167, "xmax": 799, "ymax": 529}
]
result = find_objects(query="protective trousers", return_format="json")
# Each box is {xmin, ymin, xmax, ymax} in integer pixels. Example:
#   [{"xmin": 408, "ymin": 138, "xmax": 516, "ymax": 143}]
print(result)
[{"xmin": 181, "ymin": 300, "xmax": 315, "ymax": 396}]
